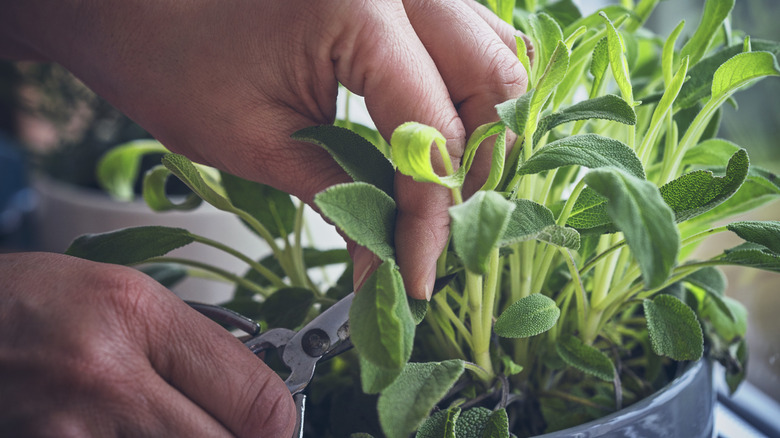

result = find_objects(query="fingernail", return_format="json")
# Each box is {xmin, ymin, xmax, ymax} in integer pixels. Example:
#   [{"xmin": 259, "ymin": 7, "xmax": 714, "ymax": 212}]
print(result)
[{"xmin": 423, "ymin": 266, "xmax": 436, "ymax": 301}]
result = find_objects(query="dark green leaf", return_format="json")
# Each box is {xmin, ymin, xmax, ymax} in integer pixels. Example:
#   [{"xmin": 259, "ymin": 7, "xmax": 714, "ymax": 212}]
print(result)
[
  {"xmin": 220, "ymin": 171, "xmax": 296, "ymax": 238},
  {"xmin": 303, "ymin": 248, "xmax": 351, "ymax": 268},
  {"xmin": 408, "ymin": 298, "xmax": 428, "ymax": 325},
  {"xmin": 378, "ymin": 360, "xmax": 465, "ymax": 438},
  {"xmin": 556, "ymin": 335, "xmax": 615, "ymax": 381},
  {"xmin": 518, "ymin": 134, "xmax": 645, "ymax": 179},
  {"xmin": 660, "ymin": 149, "xmax": 749, "ymax": 222},
  {"xmin": 496, "ymin": 91, "xmax": 534, "ymax": 137},
  {"xmin": 721, "ymin": 245, "xmax": 780, "ymax": 273},
  {"xmin": 679, "ymin": 0, "xmax": 735, "ymax": 66},
  {"xmin": 138, "ymin": 263, "xmax": 187, "ymax": 288},
  {"xmin": 65, "ymin": 226, "xmax": 195, "ymax": 265},
  {"xmin": 97, "ymin": 139, "xmax": 169, "ymax": 201},
  {"xmin": 690, "ymin": 167, "xmax": 780, "ymax": 225},
  {"xmin": 454, "ymin": 407, "xmax": 491, "ymax": 437},
  {"xmin": 495, "ymin": 293, "xmax": 560, "ymax": 339},
  {"xmin": 643, "ymin": 295, "xmax": 704, "ymax": 361},
  {"xmin": 259, "ymin": 287, "xmax": 314, "ymax": 329},
  {"xmin": 350, "ymin": 261, "xmax": 414, "ymax": 370},
  {"xmin": 683, "ymin": 266, "xmax": 727, "ymax": 297},
  {"xmin": 726, "ymin": 339, "xmax": 748, "ymax": 394},
  {"xmin": 727, "ymin": 221, "xmax": 780, "ymax": 254},
  {"xmin": 361, "ymin": 356, "xmax": 403, "ymax": 395},
  {"xmin": 415, "ymin": 407, "xmax": 460, "ymax": 438},
  {"xmin": 500, "ymin": 200, "xmax": 555, "ymax": 246},
  {"xmin": 315, "ymin": 182, "xmax": 396, "ymax": 262},
  {"xmin": 450, "ymin": 191, "xmax": 515, "ymax": 274},
  {"xmin": 533, "ymin": 95, "xmax": 636, "ymax": 145},
  {"xmin": 482, "ymin": 408, "xmax": 510, "ymax": 438},
  {"xmin": 292, "ymin": 125, "xmax": 395, "ymax": 197},
  {"xmin": 565, "ymin": 187, "xmax": 613, "ymax": 233},
  {"xmin": 585, "ymin": 168, "xmax": 679, "ymax": 289}
]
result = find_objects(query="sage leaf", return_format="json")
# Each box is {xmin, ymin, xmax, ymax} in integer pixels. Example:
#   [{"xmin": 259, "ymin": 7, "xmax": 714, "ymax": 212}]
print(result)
[
  {"xmin": 585, "ymin": 168, "xmax": 679, "ymax": 289},
  {"xmin": 66, "ymin": 226, "xmax": 195, "ymax": 265},
  {"xmin": 315, "ymin": 182, "xmax": 396, "ymax": 262},
  {"xmin": 721, "ymin": 244, "xmax": 780, "ymax": 273},
  {"xmin": 378, "ymin": 360, "xmax": 465, "ymax": 438},
  {"xmin": 408, "ymin": 297, "xmax": 428, "ymax": 325},
  {"xmin": 690, "ymin": 167, "xmax": 780, "ymax": 225},
  {"xmin": 454, "ymin": 407, "xmax": 491, "ymax": 437},
  {"xmin": 292, "ymin": 125, "xmax": 395, "ymax": 197},
  {"xmin": 660, "ymin": 149, "xmax": 748, "ymax": 222},
  {"xmin": 496, "ymin": 91, "xmax": 534, "ymax": 137},
  {"xmin": 528, "ymin": 13, "xmax": 564, "ymax": 79},
  {"xmin": 727, "ymin": 221, "xmax": 780, "ymax": 254},
  {"xmin": 495, "ymin": 293, "xmax": 560, "ymax": 339},
  {"xmin": 556, "ymin": 335, "xmax": 615, "ymax": 381},
  {"xmin": 711, "ymin": 51, "xmax": 780, "ymax": 102},
  {"xmin": 643, "ymin": 295, "xmax": 704, "ymax": 361},
  {"xmin": 416, "ymin": 407, "xmax": 460, "ymax": 438},
  {"xmin": 726, "ymin": 339, "xmax": 748, "ymax": 394},
  {"xmin": 221, "ymin": 171, "xmax": 296, "ymax": 238},
  {"xmin": 258, "ymin": 287, "xmax": 314, "ymax": 329},
  {"xmin": 138, "ymin": 263, "xmax": 187, "ymax": 288},
  {"xmin": 563, "ymin": 6, "xmax": 633, "ymax": 40},
  {"xmin": 589, "ymin": 37, "xmax": 609, "ymax": 93},
  {"xmin": 391, "ymin": 122, "xmax": 464, "ymax": 189},
  {"xmin": 142, "ymin": 165, "xmax": 203, "ymax": 211},
  {"xmin": 350, "ymin": 261, "xmax": 414, "ymax": 370},
  {"xmin": 566, "ymin": 187, "xmax": 612, "ymax": 233},
  {"xmin": 161, "ymin": 153, "xmax": 233, "ymax": 210},
  {"xmin": 542, "ymin": 0, "xmax": 582, "ymax": 28},
  {"xmin": 600, "ymin": 12, "xmax": 634, "ymax": 104},
  {"xmin": 679, "ymin": 0, "xmax": 735, "ymax": 66},
  {"xmin": 450, "ymin": 191, "xmax": 515, "ymax": 274},
  {"xmin": 702, "ymin": 295, "xmax": 747, "ymax": 342},
  {"xmin": 518, "ymin": 134, "xmax": 645, "ymax": 179},
  {"xmin": 534, "ymin": 95, "xmax": 636, "ymax": 145},
  {"xmin": 684, "ymin": 266, "xmax": 727, "ymax": 297},
  {"xmin": 482, "ymin": 409, "xmax": 510, "ymax": 438},
  {"xmin": 682, "ymin": 138, "xmax": 742, "ymax": 168},
  {"xmin": 97, "ymin": 139, "xmax": 169, "ymax": 201},
  {"xmin": 531, "ymin": 41, "xmax": 571, "ymax": 127},
  {"xmin": 360, "ymin": 356, "xmax": 402, "ymax": 395},
  {"xmin": 500, "ymin": 200, "xmax": 556, "ymax": 246}
]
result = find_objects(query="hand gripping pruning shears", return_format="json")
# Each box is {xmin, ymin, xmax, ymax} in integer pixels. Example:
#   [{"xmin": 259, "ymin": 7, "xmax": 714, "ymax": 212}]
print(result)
[{"xmin": 188, "ymin": 293, "xmax": 355, "ymax": 438}]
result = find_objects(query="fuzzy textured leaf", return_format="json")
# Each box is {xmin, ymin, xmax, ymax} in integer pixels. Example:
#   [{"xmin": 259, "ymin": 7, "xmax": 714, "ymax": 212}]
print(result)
[
  {"xmin": 315, "ymin": 182, "xmax": 396, "ymax": 262},
  {"xmin": 556, "ymin": 335, "xmax": 615, "ymax": 381},
  {"xmin": 721, "ymin": 245, "xmax": 780, "ymax": 273},
  {"xmin": 221, "ymin": 171, "xmax": 296, "ymax": 238},
  {"xmin": 585, "ymin": 168, "xmax": 679, "ymax": 288},
  {"xmin": 495, "ymin": 293, "xmax": 560, "ymax": 339},
  {"xmin": 643, "ymin": 295, "xmax": 704, "ymax": 361},
  {"xmin": 66, "ymin": 226, "xmax": 194, "ymax": 265},
  {"xmin": 534, "ymin": 95, "xmax": 636, "ymax": 145},
  {"xmin": 690, "ymin": 167, "xmax": 780, "ymax": 225},
  {"xmin": 500, "ymin": 199, "xmax": 579, "ymax": 249},
  {"xmin": 292, "ymin": 125, "xmax": 395, "ymax": 197},
  {"xmin": 601, "ymin": 12, "xmax": 634, "ymax": 103},
  {"xmin": 450, "ymin": 191, "xmax": 515, "ymax": 274},
  {"xmin": 454, "ymin": 407, "xmax": 491, "ymax": 437},
  {"xmin": 378, "ymin": 360, "xmax": 465, "ymax": 438},
  {"xmin": 142, "ymin": 165, "xmax": 203, "ymax": 212},
  {"xmin": 496, "ymin": 91, "xmax": 534, "ymax": 137},
  {"xmin": 259, "ymin": 287, "xmax": 314, "ymax": 329},
  {"xmin": 711, "ymin": 51, "xmax": 780, "ymax": 101},
  {"xmin": 360, "ymin": 356, "xmax": 402, "ymax": 395},
  {"xmin": 416, "ymin": 408, "xmax": 460, "ymax": 438},
  {"xmin": 684, "ymin": 266, "xmax": 727, "ymax": 297},
  {"xmin": 727, "ymin": 221, "xmax": 780, "ymax": 254},
  {"xmin": 682, "ymin": 139, "xmax": 742, "ymax": 168},
  {"xmin": 350, "ymin": 261, "xmax": 414, "ymax": 370},
  {"xmin": 566, "ymin": 188, "xmax": 613, "ymax": 233},
  {"xmin": 391, "ymin": 122, "xmax": 464, "ymax": 188},
  {"xmin": 679, "ymin": 0, "xmax": 735, "ymax": 66},
  {"xmin": 161, "ymin": 154, "xmax": 233, "ymax": 210}
]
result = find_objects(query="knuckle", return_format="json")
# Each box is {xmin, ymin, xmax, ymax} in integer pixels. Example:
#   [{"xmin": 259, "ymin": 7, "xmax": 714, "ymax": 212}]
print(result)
[{"xmin": 233, "ymin": 366, "xmax": 296, "ymax": 437}]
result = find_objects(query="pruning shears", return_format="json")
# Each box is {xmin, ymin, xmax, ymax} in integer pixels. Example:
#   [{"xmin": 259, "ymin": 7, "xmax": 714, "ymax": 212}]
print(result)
[{"xmin": 188, "ymin": 293, "xmax": 354, "ymax": 438}]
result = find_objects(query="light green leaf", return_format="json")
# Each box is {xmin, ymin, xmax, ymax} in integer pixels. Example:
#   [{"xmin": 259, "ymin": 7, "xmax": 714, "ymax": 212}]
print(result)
[
  {"xmin": 679, "ymin": 0, "xmax": 735, "ymax": 66},
  {"xmin": 450, "ymin": 191, "xmax": 516, "ymax": 274},
  {"xmin": 534, "ymin": 95, "xmax": 636, "ymax": 145},
  {"xmin": 495, "ymin": 293, "xmax": 560, "ymax": 338},
  {"xmin": 461, "ymin": 122, "xmax": 507, "ymax": 192},
  {"xmin": 702, "ymin": 294, "xmax": 747, "ymax": 342},
  {"xmin": 97, "ymin": 139, "xmax": 169, "ymax": 201},
  {"xmin": 643, "ymin": 294, "xmax": 704, "ymax": 361},
  {"xmin": 486, "ymin": 0, "xmax": 515, "ymax": 24},
  {"xmin": 638, "ymin": 56, "xmax": 689, "ymax": 155},
  {"xmin": 415, "ymin": 407, "xmax": 460, "ymax": 438},
  {"xmin": 391, "ymin": 122, "xmax": 463, "ymax": 189},
  {"xmin": 727, "ymin": 221, "xmax": 780, "ymax": 254},
  {"xmin": 531, "ymin": 41, "xmax": 571, "ymax": 128},
  {"xmin": 360, "ymin": 356, "xmax": 402, "ymax": 395},
  {"xmin": 65, "ymin": 226, "xmax": 194, "ymax": 265},
  {"xmin": 589, "ymin": 37, "xmax": 610, "ymax": 95},
  {"xmin": 542, "ymin": 0, "xmax": 582, "ymax": 29},
  {"xmin": 315, "ymin": 182, "xmax": 396, "ymax": 262},
  {"xmin": 563, "ymin": 6, "xmax": 634, "ymax": 39},
  {"xmin": 378, "ymin": 360, "xmax": 465, "ymax": 438},
  {"xmin": 162, "ymin": 153, "xmax": 233, "ymax": 210},
  {"xmin": 350, "ymin": 261, "xmax": 414, "ymax": 370},
  {"xmin": 454, "ymin": 407, "xmax": 491, "ymax": 437},
  {"xmin": 556, "ymin": 335, "xmax": 615, "ymax": 381},
  {"xmin": 518, "ymin": 134, "xmax": 645, "ymax": 179},
  {"xmin": 142, "ymin": 165, "xmax": 203, "ymax": 211},
  {"xmin": 600, "ymin": 12, "xmax": 634, "ymax": 104},
  {"xmin": 682, "ymin": 138, "xmax": 742, "ymax": 167},
  {"xmin": 585, "ymin": 168, "xmax": 679, "ymax": 289},
  {"xmin": 660, "ymin": 149, "xmax": 748, "ymax": 222},
  {"xmin": 515, "ymin": 35, "xmax": 532, "ymax": 83},
  {"xmin": 292, "ymin": 125, "xmax": 395, "ymax": 197},
  {"xmin": 259, "ymin": 287, "xmax": 314, "ymax": 329},
  {"xmin": 711, "ymin": 51, "xmax": 780, "ymax": 101},
  {"xmin": 528, "ymin": 13, "xmax": 564, "ymax": 80},
  {"xmin": 221, "ymin": 171, "xmax": 296, "ymax": 238},
  {"xmin": 662, "ymin": 21, "xmax": 686, "ymax": 86},
  {"xmin": 496, "ymin": 91, "xmax": 534, "ymax": 137}
]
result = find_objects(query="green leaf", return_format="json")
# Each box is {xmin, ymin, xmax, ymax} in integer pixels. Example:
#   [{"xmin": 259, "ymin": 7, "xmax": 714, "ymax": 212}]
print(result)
[
  {"xmin": 566, "ymin": 187, "xmax": 613, "ymax": 233},
  {"xmin": 711, "ymin": 51, "xmax": 780, "ymax": 101},
  {"xmin": 530, "ymin": 41, "xmax": 571, "ymax": 129},
  {"xmin": 643, "ymin": 294, "xmax": 704, "ymax": 361},
  {"xmin": 220, "ymin": 171, "xmax": 296, "ymax": 238},
  {"xmin": 727, "ymin": 221, "xmax": 780, "ymax": 254},
  {"xmin": 495, "ymin": 293, "xmax": 560, "ymax": 339},
  {"xmin": 482, "ymin": 409, "xmax": 510, "ymax": 438},
  {"xmin": 350, "ymin": 261, "xmax": 414, "ymax": 370},
  {"xmin": 378, "ymin": 360, "xmax": 465, "ymax": 438},
  {"xmin": 584, "ymin": 168, "xmax": 679, "ymax": 289},
  {"xmin": 533, "ymin": 95, "xmax": 636, "ymax": 145},
  {"xmin": 496, "ymin": 91, "xmax": 534, "ymax": 137},
  {"xmin": 454, "ymin": 407, "xmax": 491, "ymax": 437},
  {"xmin": 450, "ymin": 191, "xmax": 516, "ymax": 274},
  {"xmin": 662, "ymin": 21, "xmax": 686, "ymax": 86},
  {"xmin": 701, "ymin": 294, "xmax": 747, "ymax": 342},
  {"xmin": 515, "ymin": 34, "xmax": 532, "ymax": 84},
  {"xmin": 563, "ymin": 6, "xmax": 633, "ymax": 39},
  {"xmin": 258, "ymin": 287, "xmax": 314, "ymax": 329},
  {"xmin": 461, "ymin": 122, "xmax": 507, "ymax": 192},
  {"xmin": 660, "ymin": 149, "xmax": 748, "ymax": 222},
  {"xmin": 684, "ymin": 266, "xmax": 727, "ymax": 297},
  {"xmin": 543, "ymin": 0, "xmax": 582, "ymax": 29},
  {"xmin": 556, "ymin": 335, "xmax": 615, "ymax": 381},
  {"xmin": 65, "ymin": 226, "xmax": 194, "ymax": 265},
  {"xmin": 600, "ymin": 12, "xmax": 634, "ymax": 104},
  {"xmin": 360, "ymin": 356, "xmax": 403, "ymax": 395},
  {"xmin": 315, "ymin": 182, "xmax": 396, "ymax": 262},
  {"xmin": 589, "ymin": 37, "xmax": 610, "ymax": 94},
  {"xmin": 518, "ymin": 134, "xmax": 645, "ymax": 179},
  {"xmin": 391, "ymin": 122, "xmax": 463, "ymax": 189},
  {"xmin": 162, "ymin": 153, "xmax": 233, "ymax": 210},
  {"xmin": 138, "ymin": 263, "xmax": 187, "ymax": 288},
  {"xmin": 726, "ymin": 339, "xmax": 748, "ymax": 394},
  {"xmin": 721, "ymin": 244, "xmax": 780, "ymax": 273},
  {"xmin": 679, "ymin": 0, "xmax": 735, "ymax": 66},
  {"xmin": 682, "ymin": 138, "xmax": 742, "ymax": 168},
  {"xmin": 416, "ymin": 407, "xmax": 460, "ymax": 438},
  {"xmin": 528, "ymin": 13, "xmax": 564, "ymax": 80},
  {"xmin": 292, "ymin": 125, "xmax": 395, "ymax": 197},
  {"xmin": 500, "ymin": 199, "xmax": 580, "ymax": 249},
  {"xmin": 408, "ymin": 297, "xmax": 428, "ymax": 325},
  {"xmin": 690, "ymin": 167, "xmax": 780, "ymax": 225},
  {"xmin": 97, "ymin": 139, "xmax": 169, "ymax": 201},
  {"xmin": 142, "ymin": 165, "xmax": 203, "ymax": 211}
]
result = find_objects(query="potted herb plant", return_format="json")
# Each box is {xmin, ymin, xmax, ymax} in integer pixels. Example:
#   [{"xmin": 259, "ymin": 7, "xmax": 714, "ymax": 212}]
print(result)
[{"xmin": 64, "ymin": 0, "xmax": 780, "ymax": 436}]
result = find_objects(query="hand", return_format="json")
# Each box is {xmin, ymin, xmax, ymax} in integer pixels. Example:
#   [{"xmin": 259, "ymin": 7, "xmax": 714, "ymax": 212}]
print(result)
[
  {"xmin": 0, "ymin": 252, "xmax": 295, "ymax": 437},
  {"xmin": 2, "ymin": 0, "xmax": 528, "ymax": 299}
]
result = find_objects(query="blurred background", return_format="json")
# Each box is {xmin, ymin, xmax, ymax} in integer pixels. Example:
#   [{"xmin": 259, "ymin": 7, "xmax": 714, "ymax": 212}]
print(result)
[{"xmin": 1, "ymin": 0, "xmax": 778, "ymax": 401}]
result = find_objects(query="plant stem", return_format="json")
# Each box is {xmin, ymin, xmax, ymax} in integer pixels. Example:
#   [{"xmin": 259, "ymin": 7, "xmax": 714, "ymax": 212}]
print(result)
[
  {"xmin": 190, "ymin": 234, "xmax": 286, "ymax": 288},
  {"xmin": 466, "ymin": 270, "xmax": 494, "ymax": 379},
  {"xmin": 433, "ymin": 292, "xmax": 474, "ymax": 350},
  {"xmin": 138, "ymin": 257, "xmax": 271, "ymax": 297},
  {"xmin": 482, "ymin": 248, "xmax": 501, "ymax": 347}
]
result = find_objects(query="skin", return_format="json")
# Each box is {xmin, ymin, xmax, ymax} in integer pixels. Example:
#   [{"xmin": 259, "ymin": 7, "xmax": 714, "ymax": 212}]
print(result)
[{"xmin": 1, "ymin": 0, "xmax": 528, "ymax": 435}]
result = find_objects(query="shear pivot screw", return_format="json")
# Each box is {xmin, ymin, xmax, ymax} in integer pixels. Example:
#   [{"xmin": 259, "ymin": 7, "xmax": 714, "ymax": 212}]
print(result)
[{"xmin": 302, "ymin": 328, "xmax": 330, "ymax": 357}]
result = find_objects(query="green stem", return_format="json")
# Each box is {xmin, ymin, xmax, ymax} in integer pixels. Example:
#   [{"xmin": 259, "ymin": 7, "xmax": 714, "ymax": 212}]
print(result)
[
  {"xmin": 434, "ymin": 292, "xmax": 474, "ymax": 350},
  {"xmin": 466, "ymin": 270, "xmax": 494, "ymax": 379},
  {"xmin": 138, "ymin": 257, "xmax": 271, "ymax": 297},
  {"xmin": 482, "ymin": 248, "xmax": 501, "ymax": 346},
  {"xmin": 561, "ymin": 248, "xmax": 588, "ymax": 338},
  {"xmin": 191, "ymin": 234, "xmax": 286, "ymax": 288}
]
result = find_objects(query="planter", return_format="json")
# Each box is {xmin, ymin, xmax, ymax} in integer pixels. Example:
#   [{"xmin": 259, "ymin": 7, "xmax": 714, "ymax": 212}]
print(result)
[{"xmin": 535, "ymin": 360, "xmax": 714, "ymax": 438}]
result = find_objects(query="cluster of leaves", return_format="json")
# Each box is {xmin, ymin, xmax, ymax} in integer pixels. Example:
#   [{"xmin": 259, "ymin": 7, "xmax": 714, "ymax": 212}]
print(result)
[{"xmin": 64, "ymin": 0, "xmax": 780, "ymax": 437}]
